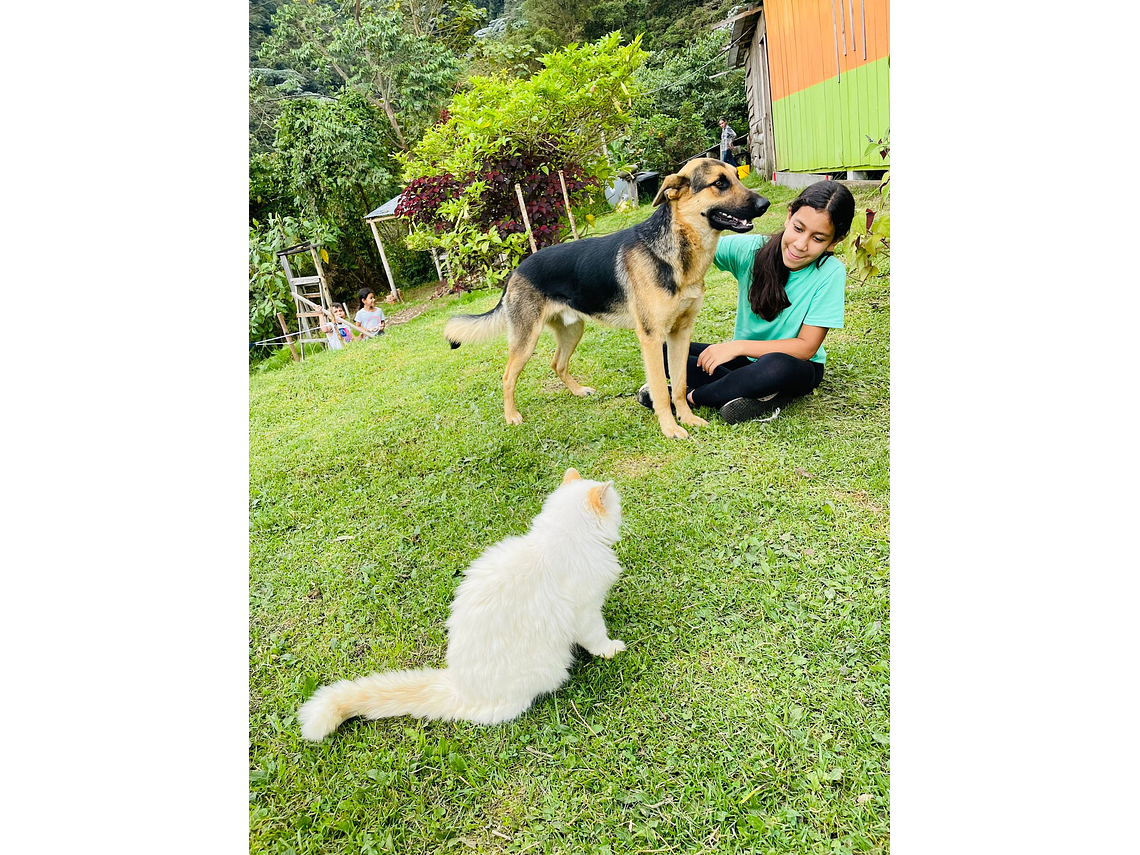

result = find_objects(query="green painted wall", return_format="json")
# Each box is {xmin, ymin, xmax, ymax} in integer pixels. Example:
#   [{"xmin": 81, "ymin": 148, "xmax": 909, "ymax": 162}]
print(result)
[{"xmin": 772, "ymin": 56, "xmax": 890, "ymax": 173}]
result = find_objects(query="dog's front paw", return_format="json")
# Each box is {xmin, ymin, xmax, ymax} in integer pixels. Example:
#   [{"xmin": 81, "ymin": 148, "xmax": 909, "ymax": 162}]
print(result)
[
  {"xmin": 598, "ymin": 639, "xmax": 626, "ymax": 659},
  {"xmin": 660, "ymin": 422, "xmax": 690, "ymax": 439},
  {"xmin": 678, "ymin": 411, "xmax": 708, "ymax": 427},
  {"xmin": 572, "ymin": 386, "xmax": 596, "ymax": 397},
  {"xmin": 505, "ymin": 411, "xmax": 524, "ymax": 426}
]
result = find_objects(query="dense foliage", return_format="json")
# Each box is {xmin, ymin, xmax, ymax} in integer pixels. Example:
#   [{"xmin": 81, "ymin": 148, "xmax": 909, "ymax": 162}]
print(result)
[
  {"xmin": 248, "ymin": 214, "xmax": 338, "ymax": 362},
  {"xmin": 253, "ymin": 90, "xmax": 406, "ymax": 305},
  {"xmin": 475, "ymin": 151, "xmax": 593, "ymax": 249},
  {"xmin": 391, "ymin": 173, "xmax": 466, "ymax": 233},
  {"xmin": 401, "ymin": 33, "xmax": 646, "ymax": 183},
  {"xmin": 396, "ymin": 149, "xmax": 595, "ymax": 288},
  {"xmin": 450, "ymin": 3, "xmax": 747, "ymax": 176},
  {"xmin": 249, "ymin": 0, "xmax": 749, "ymax": 352},
  {"xmin": 257, "ymin": 0, "xmax": 473, "ymax": 150},
  {"xmin": 393, "ymin": 33, "xmax": 646, "ymax": 287},
  {"xmin": 625, "ymin": 27, "xmax": 748, "ymax": 173},
  {"xmin": 841, "ymin": 132, "xmax": 891, "ymax": 282}
]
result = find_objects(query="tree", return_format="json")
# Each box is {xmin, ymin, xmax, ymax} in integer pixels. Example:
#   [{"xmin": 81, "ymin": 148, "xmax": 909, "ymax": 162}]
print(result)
[
  {"xmin": 404, "ymin": 32, "xmax": 647, "ymax": 182},
  {"xmin": 398, "ymin": 34, "xmax": 648, "ymax": 287},
  {"xmin": 267, "ymin": 89, "xmax": 405, "ymax": 296},
  {"xmin": 517, "ymin": 0, "xmax": 593, "ymax": 44},
  {"xmin": 624, "ymin": 27, "xmax": 748, "ymax": 174},
  {"xmin": 257, "ymin": 0, "xmax": 468, "ymax": 150}
]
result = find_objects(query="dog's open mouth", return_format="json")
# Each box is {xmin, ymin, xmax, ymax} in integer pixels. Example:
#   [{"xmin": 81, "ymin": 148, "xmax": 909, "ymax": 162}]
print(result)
[{"xmin": 707, "ymin": 209, "xmax": 755, "ymax": 232}]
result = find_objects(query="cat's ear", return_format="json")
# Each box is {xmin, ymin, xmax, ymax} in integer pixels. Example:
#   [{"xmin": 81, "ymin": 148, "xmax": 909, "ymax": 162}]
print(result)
[
  {"xmin": 561, "ymin": 468, "xmax": 582, "ymax": 485},
  {"xmin": 586, "ymin": 482, "xmax": 611, "ymax": 515}
]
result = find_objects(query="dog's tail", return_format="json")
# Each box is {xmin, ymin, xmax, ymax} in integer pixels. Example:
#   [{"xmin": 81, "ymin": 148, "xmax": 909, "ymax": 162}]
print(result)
[{"xmin": 443, "ymin": 287, "xmax": 507, "ymax": 349}]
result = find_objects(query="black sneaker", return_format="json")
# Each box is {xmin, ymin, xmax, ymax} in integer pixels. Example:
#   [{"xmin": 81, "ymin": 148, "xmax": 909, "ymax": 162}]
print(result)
[
  {"xmin": 636, "ymin": 383, "xmax": 674, "ymax": 413},
  {"xmin": 718, "ymin": 392, "xmax": 784, "ymax": 425}
]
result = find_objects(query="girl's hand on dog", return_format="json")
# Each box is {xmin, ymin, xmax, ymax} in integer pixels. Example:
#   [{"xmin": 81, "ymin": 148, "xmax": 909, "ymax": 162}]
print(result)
[{"xmin": 696, "ymin": 341, "xmax": 740, "ymax": 374}]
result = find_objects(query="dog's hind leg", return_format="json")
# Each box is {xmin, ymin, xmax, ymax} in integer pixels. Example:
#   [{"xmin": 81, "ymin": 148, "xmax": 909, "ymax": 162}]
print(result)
[
  {"xmin": 547, "ymin": 316, "xmax": 595, "ymax": 397},
  {"xmin": 502, "ymin": 310, "xmax": 544, "ymax": 426}
]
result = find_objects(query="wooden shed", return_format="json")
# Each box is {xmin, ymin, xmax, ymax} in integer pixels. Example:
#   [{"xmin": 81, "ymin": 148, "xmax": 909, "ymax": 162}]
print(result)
[
  {"xmin": 722, "ymin": 0, "xmax": 890, "ymax": 185},
  {"xmin": 362, "ymin": 195, "xmax": 404, "ymax": 299},
  {"xmin": 363, "ymin": 194, "xmax": 449, "ymax": 292}
]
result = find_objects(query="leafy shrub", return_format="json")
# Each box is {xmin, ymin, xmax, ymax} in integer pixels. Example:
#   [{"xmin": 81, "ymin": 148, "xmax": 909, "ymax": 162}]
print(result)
[
  {"xmin": 396, "ymin": 33, "xmax": 646, "ymax": 287},
  {"xmin": 475, "ymin": 149, "xmax": 594, "ymax": 249},
  {"xmin": 843, "ymin": 207, "xmax": 890, "ymax": 283},
  {"xmin": 395, "ymin": 173, "xmax": 466, "ymax": 232},
  {"xmin": 841, "ymin": 132, "xmax": 891, "ymax": 282},
  {"xmin": 397, "ymin": 147, "xmax": 596, "ymax": 289}
]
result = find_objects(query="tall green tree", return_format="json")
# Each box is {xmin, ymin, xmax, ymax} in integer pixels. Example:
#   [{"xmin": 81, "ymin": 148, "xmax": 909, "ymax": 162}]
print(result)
[
  {"xmin": 398, "ymin": 34, "xmax": 648, "ymax": 286},
  {"xmin": 621, "ymin": 26, "xmax": 749, "ymax": 174},
  {"xmin": 266, "ymin": 89, "xmax": 409, "ymax": 297},
  {"xmin": 516, "ymin": 0, "xmax": 593, "ymax": 43},
  {"xmin": 403, "ymin": 32, "xmax": 647, "ymax": 182},
  {"xmin": 257, "ymin": 0, "xmax": 470, "ymax": 150}
]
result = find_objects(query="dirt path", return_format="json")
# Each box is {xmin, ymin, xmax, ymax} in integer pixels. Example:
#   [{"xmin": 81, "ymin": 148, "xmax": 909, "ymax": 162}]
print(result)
[{"xmin": 384, "ymin": 303, "xmax": 431, "ymax": 327}]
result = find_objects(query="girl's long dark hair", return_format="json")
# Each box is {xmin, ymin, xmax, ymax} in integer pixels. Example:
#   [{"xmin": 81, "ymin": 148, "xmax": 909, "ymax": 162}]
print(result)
[{"xmin": 748, "ymin": 181, "xmax": 855, "ymax": 321}]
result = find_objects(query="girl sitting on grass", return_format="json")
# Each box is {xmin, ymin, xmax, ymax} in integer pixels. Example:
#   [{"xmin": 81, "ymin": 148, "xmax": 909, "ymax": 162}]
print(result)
[
  {"xmin": 354, "ymin": 288, "xmax": 387, "ymax": 337},
  {"xmin": 638, "ymin": 180, "xmax": 856, "ymax": 424}
]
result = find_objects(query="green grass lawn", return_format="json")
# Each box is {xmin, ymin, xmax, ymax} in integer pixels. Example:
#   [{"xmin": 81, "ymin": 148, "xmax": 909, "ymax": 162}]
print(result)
[{"xmin": 249, "ymin": 177, "xmax": 890, "ymax": 855}]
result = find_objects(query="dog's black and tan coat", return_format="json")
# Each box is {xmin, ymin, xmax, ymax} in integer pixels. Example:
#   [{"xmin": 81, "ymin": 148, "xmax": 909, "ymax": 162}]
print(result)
[{"xmin": 444, "ymin": 158, "xmax": 769, "ymax": 438}]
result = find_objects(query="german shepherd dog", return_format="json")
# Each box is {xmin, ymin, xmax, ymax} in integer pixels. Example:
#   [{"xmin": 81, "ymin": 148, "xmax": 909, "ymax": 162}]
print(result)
[{"xmin": 444, "ymin": 158, "xmax": 769, "ymax": 438}]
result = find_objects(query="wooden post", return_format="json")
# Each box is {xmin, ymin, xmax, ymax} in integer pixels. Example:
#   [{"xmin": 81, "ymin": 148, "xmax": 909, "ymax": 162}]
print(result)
[
  {"xmin": 430, "ymin": 246, "xmax": 445, "ymax": 285},
  {"xmin": 309, "ymin": 245, "xmax": 335, "ymax": 317},
  {"xmin": 277, "ymin": 313, "xmax": 300, "ymax": 362},
  {"xmin": 368, "ymin": 219, "xmax": 399, "ymax": 299},
  {"xmin": 558, "ymin": 170, "xmax": 579, "ymax": 240},
  {"xmin": 514, "ymin": 183, "xmax": 538, "ymax": 254}
]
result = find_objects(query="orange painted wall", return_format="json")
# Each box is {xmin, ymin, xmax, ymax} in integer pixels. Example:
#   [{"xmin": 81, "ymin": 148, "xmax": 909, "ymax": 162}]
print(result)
[{"xmin": 765, "ymin": 0, "xmax": 890, "ymax": 102}]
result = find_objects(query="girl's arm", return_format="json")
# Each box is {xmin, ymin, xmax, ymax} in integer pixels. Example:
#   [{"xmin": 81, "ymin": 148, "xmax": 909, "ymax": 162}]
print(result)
[{"xmin": 695, "ymin": 325, "xmax": 829, "ymax": 374}]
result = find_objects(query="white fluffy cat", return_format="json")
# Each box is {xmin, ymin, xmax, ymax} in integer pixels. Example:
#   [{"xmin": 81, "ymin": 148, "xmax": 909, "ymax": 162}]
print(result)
[{"xmin": 298, "ymin": 468, "xmax": 626, "ymax": 741}]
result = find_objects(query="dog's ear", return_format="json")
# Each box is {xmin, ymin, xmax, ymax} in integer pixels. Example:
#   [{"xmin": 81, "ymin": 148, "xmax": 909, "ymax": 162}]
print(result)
[
  {"xmin": 561, "ymin": 467, "xmax": 582, "ymax": 485},
  {"xmin": 652, "ymin": 173, "xmax": 689, "ymax": 207}
]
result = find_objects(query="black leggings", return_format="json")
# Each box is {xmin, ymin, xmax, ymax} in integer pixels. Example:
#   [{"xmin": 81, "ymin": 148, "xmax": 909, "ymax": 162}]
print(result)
[{"xmin": 664, "ymin": 343, "xmax": 825, "ymax": 409}]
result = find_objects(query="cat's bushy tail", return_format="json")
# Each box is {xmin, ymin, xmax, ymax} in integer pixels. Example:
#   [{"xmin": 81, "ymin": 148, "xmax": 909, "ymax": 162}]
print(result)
[
  {"xmin": 443, "ymin": 287, "xmax": 507, "ymax": 349},
  {"xmin": 298, "ymin": 669, "xmax": 456, "ymax": 741},
  {"xmin": 299, "ymin": 668, "xmax": 530, "ymax": 740}
]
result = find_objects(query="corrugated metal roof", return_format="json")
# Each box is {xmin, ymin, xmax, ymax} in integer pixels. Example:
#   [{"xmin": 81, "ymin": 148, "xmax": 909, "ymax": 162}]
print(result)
[
  {"xmin": 363, "ymin": 193, "xmax": 403, "ymax": 221},
  {"xmin": 721, "ymin": 4, "xmax": 763, "ymax": 69}
]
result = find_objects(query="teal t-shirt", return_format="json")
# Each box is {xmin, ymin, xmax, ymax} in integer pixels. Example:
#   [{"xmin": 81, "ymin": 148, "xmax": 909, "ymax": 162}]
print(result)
[{"xmin": 713, "ymin": 234, "xmax": 846, "ymax": 364}]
